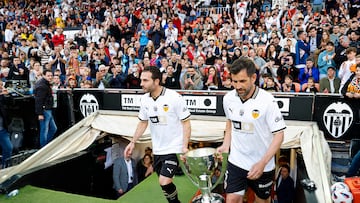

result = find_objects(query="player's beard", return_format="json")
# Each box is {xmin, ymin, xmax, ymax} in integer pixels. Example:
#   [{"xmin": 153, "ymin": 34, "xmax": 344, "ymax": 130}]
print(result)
[
  {"xmin": 142, "ymin": 81, "xmax": 156, "ymax": 93},
  {"xmin": 237, "ymin": 84, "xmax": 254, "ymax": 100}
]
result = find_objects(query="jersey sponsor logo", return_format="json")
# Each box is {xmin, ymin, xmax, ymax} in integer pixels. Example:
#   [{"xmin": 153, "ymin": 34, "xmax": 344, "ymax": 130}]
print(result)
[
  {"xmin": 232, "ymin": 121, "xmax": 242, "ymax": 130},
  {"xmin": 232, "ymin": 120, "xmax": 254, "ymax": 132},
  {"xmin": 252, "ymin": 109, "xmax": 260, "ymax": 119},
  {"xmin": 323, "ymin": 102, "xmax": 354, "ymax": 138},
  {"xmin": 149, "ymin": 116, "xmax": 159, "ymax": 123},
  {"xmin": 79, "ymin": 93, "xmax": 99, "ymax": 117},
  {"xmin": 163, "ymin": 104, "xmax": 169, "ymax": 112}
]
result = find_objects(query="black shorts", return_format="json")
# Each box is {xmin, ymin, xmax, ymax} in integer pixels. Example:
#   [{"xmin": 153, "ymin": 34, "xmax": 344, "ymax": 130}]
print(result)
[
  {"xmin": 153, "ymin": 154, "xmax": 179, "ymax": 178},
  {"xmin": 224, "ymin": 162, "xmax": 274, "ymax": 200}
]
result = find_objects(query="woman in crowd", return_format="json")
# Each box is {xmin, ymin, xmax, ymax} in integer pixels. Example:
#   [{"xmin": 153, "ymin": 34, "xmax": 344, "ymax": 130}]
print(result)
[
  {"xmin": 137, "ymin": 154, "xmax": 154, "ymax": 183},
  {"xmin": 203, "ymin": 66, "xmax": 221, "ymax": 90}
]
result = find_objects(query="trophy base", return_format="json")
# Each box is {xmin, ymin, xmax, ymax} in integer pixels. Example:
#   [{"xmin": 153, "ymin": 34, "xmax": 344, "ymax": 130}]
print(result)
[{"xmin": 191, "ymin": 193, "xmax": 225, "ymax": 203}]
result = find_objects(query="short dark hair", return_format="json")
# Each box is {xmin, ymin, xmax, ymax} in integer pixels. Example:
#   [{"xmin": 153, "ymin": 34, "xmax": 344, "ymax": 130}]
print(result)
[
  {"xmin": 346, "ymin": 47, "xmax": 357, "ymax": 54},
  {"xmin": 297, "ymin": 30, "xmax": 305, "ymax": 37},
  {"xmin": 143, "ymin": 66, "xmax": 162, "ymax": 83},
  {"xmin": 43, "ymin": 69, "xmax": 52, "ymax": 76},
  {"xmin": 326, "ymin": 41, "xmax": 334, "ymax": 47},
  {"xmin": 230, "ymin": 57, "xmax": 256, "ymax": 77},
  {"xmin": 281, "ymin": 164, "xmax": 290, "ymax": 173}
]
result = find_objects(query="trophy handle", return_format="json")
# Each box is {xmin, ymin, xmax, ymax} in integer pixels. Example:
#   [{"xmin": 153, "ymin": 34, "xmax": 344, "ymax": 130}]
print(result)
[
  {"xmin": 211, "ymin": 152, "xmax": 228, "ymax": 191},
  {"xmin": 176, "ymin": 154, "xmax": 200, "ymax": 188}
]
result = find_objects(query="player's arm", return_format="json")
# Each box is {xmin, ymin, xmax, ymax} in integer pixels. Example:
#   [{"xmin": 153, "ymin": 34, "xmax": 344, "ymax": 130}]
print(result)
[
  {"xmin": 124, "ymin": 120, "xmax": 148, "ymax": 157},
  {"xmin": 260, "ymin": 130, "xmax": 284, "ymax": 166},
  {"xmin": 216, "ymin": 119, "xmax": 232, "ymax": 154},
  {"xmin": 181, "ymin": 118, "xmax": 191, "ymax": 154},
  {"xmin": 248, "ymin": 130, "xmax": 284, "ymax": 179}
]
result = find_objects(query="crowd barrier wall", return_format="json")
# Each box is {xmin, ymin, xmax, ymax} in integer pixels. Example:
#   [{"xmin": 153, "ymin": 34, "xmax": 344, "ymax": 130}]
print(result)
[{"xmin": 4, "ymin": 89, "xmax": 359, "ymax": 149}]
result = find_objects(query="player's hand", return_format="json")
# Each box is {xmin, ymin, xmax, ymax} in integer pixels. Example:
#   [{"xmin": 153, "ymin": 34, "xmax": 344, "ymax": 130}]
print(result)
[
  {"xmin": 38, "ymin": 115, "xmax": 44, "ymax": 120},
  {"xmin": 124, "ymin": 142, "xmax": 135, "ymax": 157},
  {"xmin": 180, "ymin": 147, "xmax": 189, "ymax": 162},
  {"xmin": 247, "ymin": 161, "xmax": 266, "ymax": 180},
  {"xmin": 215, "ymin": 145, "xmax": 228, "ymax": 161}
]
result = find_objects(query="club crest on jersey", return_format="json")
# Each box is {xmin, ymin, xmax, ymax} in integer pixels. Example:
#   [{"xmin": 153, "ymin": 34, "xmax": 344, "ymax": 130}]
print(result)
[
  {"xmin": 252, "ymin": 110, "xmax": 260, "ymax": 119},
  {"xmin": 323, "ymin": 102, "xmax": 353, "ymax": 138},
  {"xmin": 163, "ymin": 104, "xmax": 169, "ymax": 112}
]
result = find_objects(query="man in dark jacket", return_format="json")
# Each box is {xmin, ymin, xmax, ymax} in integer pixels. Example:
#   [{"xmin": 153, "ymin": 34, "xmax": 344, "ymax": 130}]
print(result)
[
  {"xmin": 148, "ymin": 20, "xmax": 165, "ymax": 49},
  {"xmin": 113, "ymin": 150, "xmax": 138, "ymax": 198},
  {"xmin": 34, "ymin": 69, "xmax": 57, "ymax": 148},
  {"xmin": 275, "ymin": 164, "xmax": 295, "ymax": 203},
  {"xmin": 0, "ymin": 80, "xmax": 12, "ymax": 168}
]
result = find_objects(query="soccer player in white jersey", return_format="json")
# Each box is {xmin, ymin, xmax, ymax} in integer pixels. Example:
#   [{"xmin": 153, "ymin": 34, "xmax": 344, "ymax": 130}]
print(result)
[
  {"xmin": 124, "ymin": 66, "xmax": 191, "ymax": 203},
  {"xmin": 216, "ymin": 57, "xmax": 286, "ymax": 203}
]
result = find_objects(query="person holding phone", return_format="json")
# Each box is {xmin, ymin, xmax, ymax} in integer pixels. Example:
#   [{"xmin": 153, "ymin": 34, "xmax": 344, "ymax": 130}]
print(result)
[
  {"xmin": 204, "ymin": 66, "xmax": 221, "ymax": 90},
  {"xmin": 181, "ymin": 66, "xmax": 203, "ymax": 90}
]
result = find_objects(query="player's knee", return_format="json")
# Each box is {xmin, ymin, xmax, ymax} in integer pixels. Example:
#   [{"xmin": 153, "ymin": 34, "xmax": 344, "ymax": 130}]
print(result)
[
  {"xmin": 226, "ymin": 192, "xmax": 243, "ymax": 203},
  {"xmin": 255, "ymin": 191, "xmax": 271, "ymax": 200},
  {"xmin": 159, "ymin": 175, "xmax": 172, "ymax": 185}
]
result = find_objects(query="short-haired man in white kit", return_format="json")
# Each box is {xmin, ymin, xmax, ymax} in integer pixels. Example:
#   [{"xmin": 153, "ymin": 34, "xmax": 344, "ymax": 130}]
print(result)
[
  {"xmin": 124, "ymin": 66, "xmax": 191, "ymax": 203},
  {"xmin": 217, "ymin": 57, "xmax": 286, "ymax": 203}
]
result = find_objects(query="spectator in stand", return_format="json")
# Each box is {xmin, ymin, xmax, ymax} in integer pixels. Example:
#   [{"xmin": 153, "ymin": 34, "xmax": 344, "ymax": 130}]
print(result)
[
  {"xmin": 339, "ymin": 47, "xmax": 357, "ymax": 90},
  {"xmin": 299, "ymin": 58, "xmax": 319, "ymax": 85},
  {"xmin": 137, "ymin": 154, "xmax": 154, "ymax": 183},
  {"xmin": 0, "ymin": 81, "xmax": 12, "ymax": 168},
  {"xmin": 148, "ymin": 20, "xmax": 165, "ymax": 49},
  {"xmin": 319, "ymin": 66, "xmax": 341, "ymax": 94},
  {"xmin": 181, "ymin": 66, "xmax": 203, "ymax": 90},
  {"xmin": 8, "ymin": 55, "xmax": 29, "ymax": 83},
  {"xmin": 277, "ymin": 55, "xmax": 299, "ymax": 84},
  {"xmin": 48, "ymin": 45, "xmax": 66, "ymax": 84},
  {"xmin": 295, "ymin": 30, "xmax": 310, "ymax": 69},
  {"xmin": 263, "ymin": 76, "xmax": 279, "ymax": 92},
  {"xmin": 317, "ymin": 41, "xmax": 336, "ymax": 79},
  {"xmin": 259, "ymin": 58, "xmax": 278, "ymax": 87},
  {"xmin": 126, "ymin": 63, "xmax": 141, "ymax": 89},
  {"xmin": 203, "ymin": 66, "xmax": 221, "ymax": 90},
  {"xmin": 163, "ymin": 65, "xmax": 181, "ymax": 89},
  {"xmin": 93, "ymin": 65, "xmax": 110, "ymax": 89},
  {"xmin": 109, "ymin": 64, "xmax": 127, "ymax": 89},
  {"xmin": 302, "ymin": 77, "xmax": 318, "ymax": 93},
  {"xmin": 52, "ymin": 27, "xmax": 65, "ymax": 48},
  {"xmin": 89, "ymin": 50, "xmax": 107, "ymax": 81},
  {"xmin": 348, "ymin": 30, "xmax": 360, "ymax": 52},
  {"xmin": 342, "ymin": 65, "xmax": 360, "ymax": 99},
  {"xmin": 282, "ymin": 74, "xmax": 296, "ymax": 92},
  {"xmin": 38, "ymin": 41, "xmax": 53, "ymax": 66},
  {"xmin": 334, "ymin": 35, "xmax": 351, "ymax": 69}
]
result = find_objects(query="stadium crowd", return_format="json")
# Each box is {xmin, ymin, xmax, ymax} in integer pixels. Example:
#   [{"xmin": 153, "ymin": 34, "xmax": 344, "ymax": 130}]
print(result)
[{"xmin": 0, "ymin": 0, "xmax": 359, "ymax": 95}]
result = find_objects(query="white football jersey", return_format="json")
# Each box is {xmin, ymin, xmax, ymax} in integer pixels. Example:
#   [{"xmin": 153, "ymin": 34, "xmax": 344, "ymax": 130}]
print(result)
[
  {"xmin": 138, "ymin": 88, "xmax": 190, "ymax": 155},
  {"xmin": 223, "ymin": 87, "xmax": 286, "ymax": 172}
]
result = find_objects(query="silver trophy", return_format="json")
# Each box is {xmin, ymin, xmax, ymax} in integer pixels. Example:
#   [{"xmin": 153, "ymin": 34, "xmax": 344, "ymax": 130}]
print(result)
[{"xmin": 177, "ymin": 147, "xmax": 228, "ymax": 203}]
